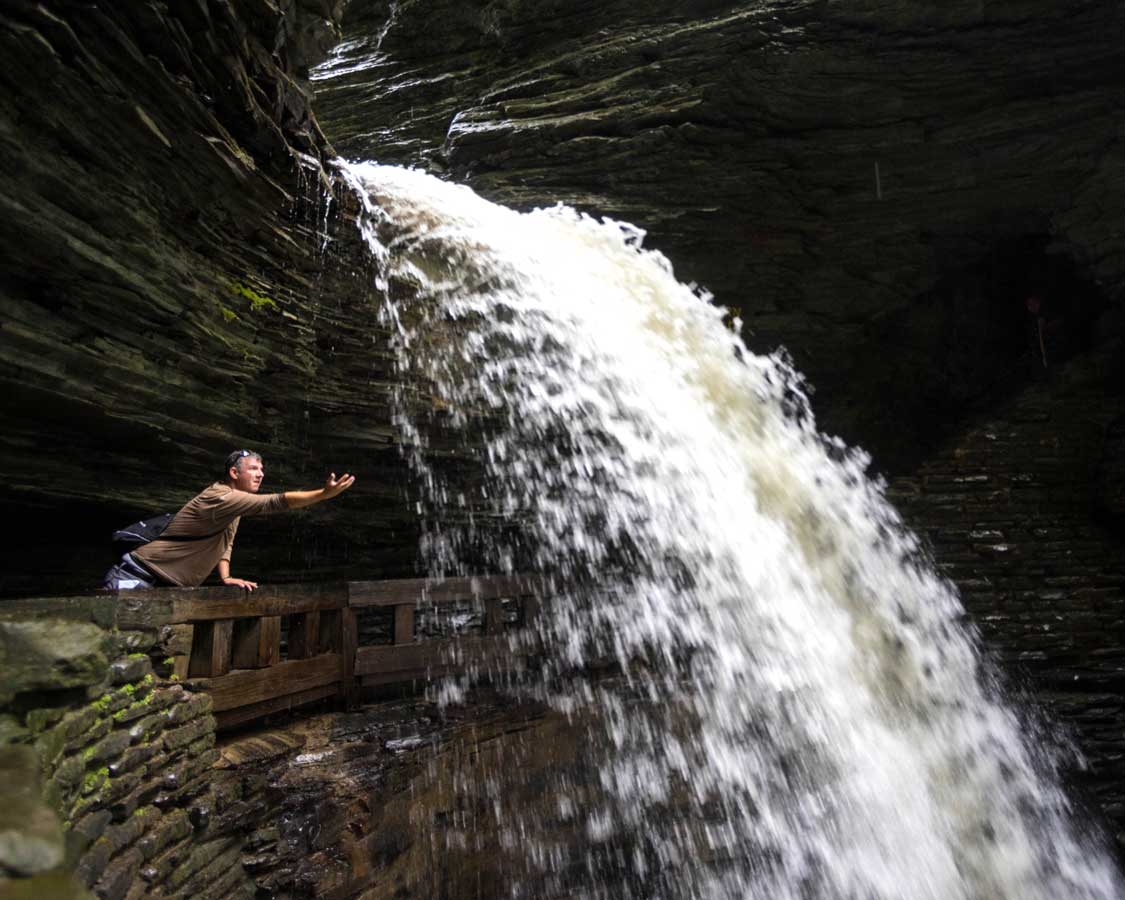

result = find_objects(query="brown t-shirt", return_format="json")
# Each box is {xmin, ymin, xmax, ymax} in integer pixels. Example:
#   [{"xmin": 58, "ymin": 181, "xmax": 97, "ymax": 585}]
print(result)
[{"xmin": 133, "ymin": 483, "xmax": 288, "ymax": 587}]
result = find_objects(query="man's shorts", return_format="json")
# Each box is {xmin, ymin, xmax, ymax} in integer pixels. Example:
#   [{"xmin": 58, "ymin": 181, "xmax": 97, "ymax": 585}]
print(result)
[{"xmin": 102, "ymin": 553, "xmax": 160, "ymax": 590}]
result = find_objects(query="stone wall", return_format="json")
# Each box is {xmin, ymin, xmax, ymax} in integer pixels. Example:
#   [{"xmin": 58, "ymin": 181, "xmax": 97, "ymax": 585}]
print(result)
[
  {"xmin": 889, "ymin": 346, "xmax": 1125, "ymax": 849},
  {"xmin": 0, "ymin": 595, "xmax": 251, "ymax": 899}
]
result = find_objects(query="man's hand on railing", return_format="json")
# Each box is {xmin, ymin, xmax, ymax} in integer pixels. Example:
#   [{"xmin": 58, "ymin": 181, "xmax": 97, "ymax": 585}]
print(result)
[{"xmin": 222, "ymin": 577, "xmax": 258, "ymax": 592}]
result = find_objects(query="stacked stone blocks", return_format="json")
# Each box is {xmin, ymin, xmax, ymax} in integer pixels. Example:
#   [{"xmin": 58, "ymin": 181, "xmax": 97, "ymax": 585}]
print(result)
[{"xmin": 0, "ymin": 596, "xmax": 257, "ymax": 899}]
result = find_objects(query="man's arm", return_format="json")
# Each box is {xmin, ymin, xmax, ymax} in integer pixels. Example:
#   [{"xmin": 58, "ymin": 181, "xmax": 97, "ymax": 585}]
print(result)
[
  {"xmin": 284, "ymin": 472, "xmax": 357, "ymax": 509},
  {"xmin": 218, "ymin": 558, "xmax": 258, "ymax": 592},
  {"xmin": 215, "ymin": 472, "xmax": 356, "ymax": 591}
]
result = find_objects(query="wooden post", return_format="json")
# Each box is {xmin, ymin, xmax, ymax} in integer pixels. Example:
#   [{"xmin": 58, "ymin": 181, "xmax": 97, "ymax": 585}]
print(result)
[
  {"xmin": 393, "ymin": 604, "xmax": 414, "ymax": 645},
  {"xmin": 522, "ymin": 593, "xmax": 540, "ymax": 626},
  {"xmin": 288, "ymin": 611, "xmax": 321, "ymax": 659},
  {"xmin": 232, "ymin": 617, "xmax": 280, "ymax": 669},
  {"xmin": 318, "ymin": 609, "xmax": 341, "ymax": 654},
  {"xmin": 484, "ymin": 598, "xmax": 503, "ymax": 635},
  {"xmin": 339, "ymin": 607, "xmax": 358, "ymax": 708},
  {"xmin": 188, "ymin": 619, "xmax": 234, "ymax": 677}
]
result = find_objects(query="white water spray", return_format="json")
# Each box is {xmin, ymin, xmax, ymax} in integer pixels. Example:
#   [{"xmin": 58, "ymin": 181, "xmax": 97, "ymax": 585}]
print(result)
[{"xmin": 341, "ymin": 161, "xmax": 1122, "ymax": 899}]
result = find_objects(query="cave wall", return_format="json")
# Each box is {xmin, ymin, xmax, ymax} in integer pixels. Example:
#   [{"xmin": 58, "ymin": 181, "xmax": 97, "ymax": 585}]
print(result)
[
  {"xmin": 889, "ymin": 348, "xmax": 1125, "ymax": 847},
  {"xmin": 315, "ymin": 0, "xmax": 1125, "ymax": 468},
  {"xmin": 4, "ymin": 0, "xmax": 1123, "ymax": 584},
  {"xmin": 0, "ymin": 0, "xmax": 427, "ymax": 596}
]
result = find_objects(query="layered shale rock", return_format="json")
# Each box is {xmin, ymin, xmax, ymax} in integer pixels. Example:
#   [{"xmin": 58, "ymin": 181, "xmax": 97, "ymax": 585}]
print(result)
[
  {"xmin": 315, "ymin": 0, "xmax": 1125, "ymax": 468},
  {"xmin": 890, "ymin": 348, "xmax": 1125, "ymax": 848},
  {"xmin": 0, "ymin": 1, "xmax": 430, "ymax": 594}
]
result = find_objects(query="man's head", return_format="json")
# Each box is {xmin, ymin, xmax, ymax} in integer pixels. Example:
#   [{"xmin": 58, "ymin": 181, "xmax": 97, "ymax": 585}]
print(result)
[{"xmin": 223, "ymin": 450, "xmax": 264, "ymax": 492}]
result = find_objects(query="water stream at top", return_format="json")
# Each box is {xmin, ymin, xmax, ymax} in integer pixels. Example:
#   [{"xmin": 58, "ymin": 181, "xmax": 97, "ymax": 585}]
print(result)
[{"xmin": 339, "ymin": 161, "xmax": 1122, "ymax": 899}]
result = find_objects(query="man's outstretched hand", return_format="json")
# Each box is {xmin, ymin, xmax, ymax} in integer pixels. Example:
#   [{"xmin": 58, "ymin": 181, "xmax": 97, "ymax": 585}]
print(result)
[
  {"xmin": 323, "ymin": 472, "xmax": 356, "ymax": 499},
  {"xmin": 284, "ymin": 473, "xmax": 357, "ymax": 510}
]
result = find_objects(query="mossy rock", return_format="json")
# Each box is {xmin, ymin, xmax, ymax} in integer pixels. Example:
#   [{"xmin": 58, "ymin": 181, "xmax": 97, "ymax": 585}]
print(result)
[{"xmin": 0, "ymin": 620, "xmax": 110, "ymax": 705}]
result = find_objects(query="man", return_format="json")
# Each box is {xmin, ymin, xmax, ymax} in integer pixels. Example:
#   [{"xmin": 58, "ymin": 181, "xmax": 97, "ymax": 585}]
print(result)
[{"xmin": 102, "ymin": 450, "xmax": 356, "ymax": 591}]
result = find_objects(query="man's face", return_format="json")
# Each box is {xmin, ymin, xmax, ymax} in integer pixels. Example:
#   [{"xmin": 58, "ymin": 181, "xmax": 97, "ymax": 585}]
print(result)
[{"xmin": 230, "ymin": 457, "xmax": 265, "ymax": 493}]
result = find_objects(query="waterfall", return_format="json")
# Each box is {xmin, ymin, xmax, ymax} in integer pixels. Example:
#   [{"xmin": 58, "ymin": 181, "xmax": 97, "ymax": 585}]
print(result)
[{"xmin": 340, "ymin": 161, "xmax": 1123, "ymax": 899}]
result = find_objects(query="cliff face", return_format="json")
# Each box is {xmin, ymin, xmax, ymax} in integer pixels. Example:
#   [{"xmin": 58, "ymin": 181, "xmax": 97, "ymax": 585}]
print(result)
[
  {"xmin": 0, "ymin": 1, "xmax": 425, "ymax": 594},
  {"xmin": 5, "ymin": 0, "xmax": 1123, "ymax": 584},
  {"xmin": 315, "ymin": 0, "xmax": 1125, "ymax": 468}
]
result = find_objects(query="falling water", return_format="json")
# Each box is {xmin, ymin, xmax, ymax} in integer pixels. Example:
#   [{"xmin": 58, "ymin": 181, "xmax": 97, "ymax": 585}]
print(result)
[{"xmin": 340, "ymin": 161, "xmax": 1123, "ymax": 899}]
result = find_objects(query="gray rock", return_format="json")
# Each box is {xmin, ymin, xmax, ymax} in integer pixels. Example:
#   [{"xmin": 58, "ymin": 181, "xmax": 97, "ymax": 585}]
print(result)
[
  {"xmin": 0, "ymin": 620, "xmax": 110, "ymax": 704},
  {"xmin": 0, "ymin": 745, "xmax": 65, "ymax": 876}
]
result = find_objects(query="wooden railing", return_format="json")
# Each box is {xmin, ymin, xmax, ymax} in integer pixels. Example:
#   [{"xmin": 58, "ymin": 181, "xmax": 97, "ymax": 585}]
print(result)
[{"xmin": 173, "ymin": 577, "xmax": 540, "ymax": 729}]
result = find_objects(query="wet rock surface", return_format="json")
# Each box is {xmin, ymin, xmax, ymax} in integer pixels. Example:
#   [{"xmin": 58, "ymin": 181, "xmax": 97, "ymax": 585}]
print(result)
[
  {"xmin": 315, "ymin": 0, "xmax": 1125, "ymax": 468},
  {"xmin": 891, "ymin": 347, "xmax": 1125, "ymax": 851},
  {"xmin": 225, "ymin": 690, "xmax": 573, "ymax": 899},
  {"xmin": 0, "ymin": 0, "xmax": 427, "ymax": 595}
]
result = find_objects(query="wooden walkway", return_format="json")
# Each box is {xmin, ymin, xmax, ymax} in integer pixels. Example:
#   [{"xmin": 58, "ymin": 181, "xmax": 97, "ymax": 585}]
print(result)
[{"xmin": 167, "ymin": 576, "xmax": 541, "ymax": 729}]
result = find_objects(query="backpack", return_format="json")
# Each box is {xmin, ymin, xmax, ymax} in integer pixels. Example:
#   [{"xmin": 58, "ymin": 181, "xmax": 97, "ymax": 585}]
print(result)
[
  {"xmin": 112, "ymin": 513, "xmax": 229, "ymax": 552},
  {"xmin": 112, "ymin": 513, "xmax": 176, "ymax": 551}
]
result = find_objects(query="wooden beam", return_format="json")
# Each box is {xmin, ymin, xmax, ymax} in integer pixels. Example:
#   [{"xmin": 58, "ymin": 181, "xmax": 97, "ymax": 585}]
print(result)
[
  {"xmin": 288, "ymin": 611, "xmax": 321, "ymax": 659},
  {"xmin": 171, "ymin": 583, "xmax": 347, "ymax": 623},
  {"xmin": 187, "ymin": 654, "xmax": 343, "ymax": 712},
  {"xmin": 188, "ymin": 619, "xmax": 234, "ymax": 678},
  {"xmin": 231, "ymin": 616, "xmax": 280, "ymax": 668},
  {"xmin": 355, "ymin": 635, "xmax": 513, "ymax": 680},
  {"xmin": 393, "ymin": 604, "xmax": 414, "ymax": 645},
  {"xmin": 347, "ymin": 575, "xmax": 539, "ymax": 608},
  {"xmin": 214, "ymin": 684, "xmax": 339, "ymax": 730},
  {"xmin": 358, "ymin": 653, "xmax": 527, "ymax": 688}
]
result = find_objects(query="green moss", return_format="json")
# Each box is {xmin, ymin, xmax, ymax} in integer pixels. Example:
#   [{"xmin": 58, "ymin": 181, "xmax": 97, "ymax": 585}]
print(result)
[
  {"xmin": 91, "ymin": 693, "xmax": 113, "ymax": 713},
  {"xmin": 127, "ymin": 652, "xmax": 146, "ymax": 660},
  {"xmin": 218, "ymin": 305, "xmax": 238, "ymax": 322},
  {"xmin": 113, "ymin": 705, "xmax": 132, "ymax": 722},
  {"xmin": 82, "ymin": 767, "xmax": 109, "ymax": 794},
  {"xmin": 230, "ymin": 281, "xmax": 278, "ymax": 313},
  {"xmin": 122, "ymin": 684, "xmax": 135, "ymax": 696}
]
